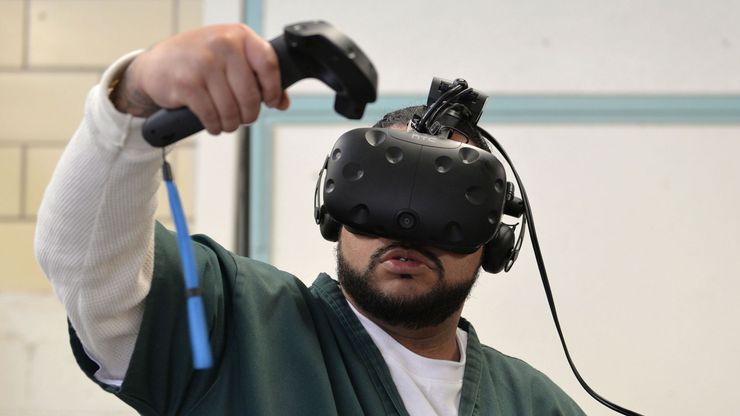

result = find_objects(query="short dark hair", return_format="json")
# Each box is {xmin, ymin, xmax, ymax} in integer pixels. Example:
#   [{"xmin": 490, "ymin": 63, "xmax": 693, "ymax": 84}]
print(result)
[
  {"xmin": 373, "ymin": 105, "xmax": 426, "ymax": 129},
  {"xmin": 373, "ymin": 105, "xmax": 488, "ymax": 151}
]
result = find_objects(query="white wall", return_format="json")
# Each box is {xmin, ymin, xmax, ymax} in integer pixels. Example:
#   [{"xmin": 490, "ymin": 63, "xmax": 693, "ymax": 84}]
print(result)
[
  {"xmin": 256, "ymin": 1, "xmax": 740, "ymax": 415},
  {"xmin": 263, "ymin": 0, "xmax": 740, "ymax": 93}
]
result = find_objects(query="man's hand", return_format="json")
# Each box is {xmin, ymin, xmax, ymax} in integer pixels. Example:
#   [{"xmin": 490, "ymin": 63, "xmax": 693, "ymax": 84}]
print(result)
[{"xmin": 110, "ymin": 24, "xmax": 290, "ymax": 135}]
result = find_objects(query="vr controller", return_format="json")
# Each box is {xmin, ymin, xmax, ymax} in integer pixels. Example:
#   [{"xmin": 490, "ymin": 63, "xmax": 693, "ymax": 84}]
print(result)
[{"xmin": 142, "ymin": 21, "xmax": 378, "ymax": 147}]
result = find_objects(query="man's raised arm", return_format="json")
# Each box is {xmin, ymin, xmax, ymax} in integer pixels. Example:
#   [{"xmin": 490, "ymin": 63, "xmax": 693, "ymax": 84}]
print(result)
[{"xmin": 34, "ymin": 24, "xmax": 287, "ymax": 385}]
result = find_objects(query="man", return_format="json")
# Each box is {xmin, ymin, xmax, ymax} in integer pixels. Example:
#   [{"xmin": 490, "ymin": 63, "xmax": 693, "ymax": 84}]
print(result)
[{"xmin": 35, "ymin": 24, "xmax": 585, "ymax": 415}]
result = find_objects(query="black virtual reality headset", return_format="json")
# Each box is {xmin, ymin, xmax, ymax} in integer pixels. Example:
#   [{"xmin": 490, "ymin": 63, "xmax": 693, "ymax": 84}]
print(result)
[{"xmin": 314, "ymin": 78, "xmax": 525, "ymax": 273}]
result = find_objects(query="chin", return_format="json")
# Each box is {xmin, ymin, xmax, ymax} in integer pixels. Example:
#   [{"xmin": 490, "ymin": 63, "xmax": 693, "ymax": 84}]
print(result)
[{"xmin": 376, "ymin": 276, "xmax": 435, "ymax": 298}]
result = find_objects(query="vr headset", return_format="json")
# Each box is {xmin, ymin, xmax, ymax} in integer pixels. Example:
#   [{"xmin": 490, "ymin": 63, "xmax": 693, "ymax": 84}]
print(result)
[{"xmin": 314, "ymin": 78, "xmax": 525, "ymax": 273}]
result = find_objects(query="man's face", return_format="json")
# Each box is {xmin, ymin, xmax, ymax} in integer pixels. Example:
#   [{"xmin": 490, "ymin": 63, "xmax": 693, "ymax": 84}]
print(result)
[
  {"xmin": 335, "ymin": 124, "xmax": 486, "ymax": 329},
  {"xmin": 337, "ymin": 228, "xmax": 484, "ymax": 329}
]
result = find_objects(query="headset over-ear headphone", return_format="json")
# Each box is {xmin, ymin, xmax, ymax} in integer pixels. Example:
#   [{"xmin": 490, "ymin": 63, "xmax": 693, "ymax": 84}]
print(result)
[
  {"xmin": 313, "ymin": 77, "xmax": 526, "ymax": 274},
  {"xmin": 314, "ymin": 156, "xmax": 343, "ymax": 241}
]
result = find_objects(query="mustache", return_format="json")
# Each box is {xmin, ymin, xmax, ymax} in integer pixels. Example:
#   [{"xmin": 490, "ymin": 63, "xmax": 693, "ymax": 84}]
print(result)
[{"xmin": 367, "ymin": 242, "xmax": 445, "ymax": 274}]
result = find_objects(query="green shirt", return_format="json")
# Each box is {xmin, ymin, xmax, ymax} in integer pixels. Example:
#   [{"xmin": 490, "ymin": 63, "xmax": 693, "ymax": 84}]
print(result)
[{"xmin": 69, "ymin": 224, "xmax": 585, "ymax": 415}]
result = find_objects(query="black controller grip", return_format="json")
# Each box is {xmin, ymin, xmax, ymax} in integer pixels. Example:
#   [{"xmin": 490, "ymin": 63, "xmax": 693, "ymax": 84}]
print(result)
[
  {"xmin": 142, "ymin": 21, "xmax": 377, "ymax": 148},
  {"xmin": 269, "ymin": 35, "xmax": 305, "ymax": 90},
  {"xmin": 142, "ymin": 107, "xmax": 204, "ymax": 147}
]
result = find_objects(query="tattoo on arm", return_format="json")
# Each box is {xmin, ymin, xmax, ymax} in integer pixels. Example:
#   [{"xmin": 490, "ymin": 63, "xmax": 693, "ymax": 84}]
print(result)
[{"xmin": 110, "ymin": 67, "xmax": 160, "ymax": 117}]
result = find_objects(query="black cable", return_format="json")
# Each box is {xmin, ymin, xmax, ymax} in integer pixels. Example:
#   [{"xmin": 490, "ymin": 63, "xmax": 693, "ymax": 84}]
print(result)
[
  {"xmin": 415, "ymin": 82, "xmax": 469, "ymax": 133},
  {"xmin": 504, "ymin": 213, "xmax": 526, "ymax": 273},
  {"xmin": 427, "ymin": 87, "xmax": 472, "ymax": 124},
  {"xmin": 478, "ymin": 127, "xmax": 644, "ymax": 416},
  {"xmin": 236, "ymin": 128, "xmax": 251, "ymax": 256}
]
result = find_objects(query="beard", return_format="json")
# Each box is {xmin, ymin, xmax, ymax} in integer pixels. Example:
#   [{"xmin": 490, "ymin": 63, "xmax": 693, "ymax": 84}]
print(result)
[{"xmin": 336, "ymin": 241, "xmax": 479, "ymax": 330}]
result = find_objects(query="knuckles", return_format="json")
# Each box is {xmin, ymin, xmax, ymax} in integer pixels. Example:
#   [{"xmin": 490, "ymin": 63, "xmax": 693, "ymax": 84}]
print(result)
[
  {"xmin": 170, "ymin": 69, "xmax": 201, "ymax": 99},
  {"xmin": 204, "ymin": 27, "xmax": 244, "ymax": 55},
  {"xmin": 139, "ymin": 24, "xmax": 277, "ymax": 132}
]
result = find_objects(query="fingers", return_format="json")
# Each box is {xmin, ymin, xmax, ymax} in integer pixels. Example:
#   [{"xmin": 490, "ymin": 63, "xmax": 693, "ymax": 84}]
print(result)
[
  {"xmin": 241, "ymin": 25, "xmax": 284, "ymax": 109},
  {"xmin": 206, "ymin": 68, "xmax": 249, "ymax": 133},
  {"xmin": 224, "ymin": 45, "xmax": 262, "ymax": 124},
  {"xmin": 135, "ymin": 24, "xmax": 287, "ymax": 135},
  {"xmin": 276, "ymin": 92, "xmax": 291, "ymax": 111},
  {"xmin": 185, "ymin": 25, "xmax": 284, "ymax": 133},
  {"xmin": 204, "ymin": 26, "xmax": 287, "ymax": 131},
  {"xmin": 180, "ymin": 84, "xmax": 222, "ymax": 135}
]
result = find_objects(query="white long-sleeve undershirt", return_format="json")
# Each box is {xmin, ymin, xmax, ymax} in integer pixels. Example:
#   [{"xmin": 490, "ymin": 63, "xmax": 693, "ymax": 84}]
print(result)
[{"xmin": 35, "ymin": 50, "xmax": 156, "ymax": 385}]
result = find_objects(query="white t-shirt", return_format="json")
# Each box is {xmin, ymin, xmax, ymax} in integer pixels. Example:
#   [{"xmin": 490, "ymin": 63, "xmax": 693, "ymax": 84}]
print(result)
[{"xmin": 348, "ymin": 302, "xmax": 468, "ymax": 416}]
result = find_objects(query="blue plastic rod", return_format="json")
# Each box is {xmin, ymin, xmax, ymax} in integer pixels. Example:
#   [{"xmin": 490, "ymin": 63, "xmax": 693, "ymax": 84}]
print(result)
[{"xmin": 163, "ymin": 161, "xmax": 213, "ymax": 369}]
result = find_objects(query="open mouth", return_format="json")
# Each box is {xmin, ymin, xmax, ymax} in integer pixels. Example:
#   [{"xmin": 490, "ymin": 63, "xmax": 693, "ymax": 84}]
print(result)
[
  {"xmin": 381, "ymin": 248, "xmax": 435, "ymax": 269},
  {"xmin": 376, "ymin": 247, "xmax": 440, "ymax": 278}
]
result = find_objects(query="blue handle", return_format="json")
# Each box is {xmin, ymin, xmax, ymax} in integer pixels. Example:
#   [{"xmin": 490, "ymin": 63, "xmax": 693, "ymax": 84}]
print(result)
[
  {"xmin": 187, "ymin": 296, "xmax": 213, "ymax": 369},
  {"xmin": 165, "ymin": 177, "xmax": 213, "ymax": 369}
]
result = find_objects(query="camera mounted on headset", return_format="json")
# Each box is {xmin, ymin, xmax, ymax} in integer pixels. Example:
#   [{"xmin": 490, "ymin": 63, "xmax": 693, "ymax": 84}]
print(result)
[
  {"xmin": 412, "ymin": 78, "xmax": 487, "ymax": 142},
  {"xmin": 314, "ymin": 77, "xmax": 525, "ymax": 273}
]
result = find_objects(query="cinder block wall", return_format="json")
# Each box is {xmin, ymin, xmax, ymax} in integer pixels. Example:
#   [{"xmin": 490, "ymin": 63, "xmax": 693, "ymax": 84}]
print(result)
[{"xmin": 0, "ymin": 1, "xmax": 201, "ymax": 414}]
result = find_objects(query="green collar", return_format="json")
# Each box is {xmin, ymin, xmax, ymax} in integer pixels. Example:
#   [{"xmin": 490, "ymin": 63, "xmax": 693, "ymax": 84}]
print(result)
[{"xmin": 310, "ymin": 273, "xmax": 485, "ymax": 416}]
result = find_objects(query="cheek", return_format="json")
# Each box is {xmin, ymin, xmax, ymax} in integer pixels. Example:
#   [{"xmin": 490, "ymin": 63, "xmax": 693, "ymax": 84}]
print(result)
[
  {"xmin": 339, "ymin": 229, "xmax": 379, "ymax": 271},
  {"xmin": 441, "ymin": 250, "xmax": 483, "ymax": 278}
]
